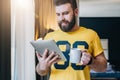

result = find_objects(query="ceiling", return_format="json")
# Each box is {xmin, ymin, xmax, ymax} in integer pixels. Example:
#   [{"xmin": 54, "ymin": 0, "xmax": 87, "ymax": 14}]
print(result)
[{"xmin": 79, "ymin": 0, "xmax": 120, "ymax": 17}]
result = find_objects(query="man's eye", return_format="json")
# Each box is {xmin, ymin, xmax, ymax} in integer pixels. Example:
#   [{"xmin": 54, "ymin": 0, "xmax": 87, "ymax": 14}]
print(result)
[
  {"xmin": 56, "ymin": 13, "xmax": 60, "ymax": 16},
  {"xmin": 64, "ymin": 12, "xmax": 69, "ymax": 15}
]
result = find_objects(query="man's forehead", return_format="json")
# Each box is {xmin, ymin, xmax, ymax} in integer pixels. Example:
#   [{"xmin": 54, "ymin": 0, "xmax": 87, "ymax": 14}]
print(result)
[{"xmin": 56, "ymin": 3, "xmax": 72, "ymax": 13}]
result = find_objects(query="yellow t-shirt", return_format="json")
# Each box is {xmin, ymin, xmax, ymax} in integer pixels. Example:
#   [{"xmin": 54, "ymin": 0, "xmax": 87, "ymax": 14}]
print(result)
[{"xmin": 44, "ymin": 27, "xmax": 103, "ymax": 80}]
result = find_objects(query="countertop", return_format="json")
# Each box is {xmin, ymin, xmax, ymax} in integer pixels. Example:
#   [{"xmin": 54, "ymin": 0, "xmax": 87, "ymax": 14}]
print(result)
[
  {"xmin": 91, "ymin": 72, "xmax": 120, "ymax": 78},
  {"xmin": 91, "ymin": 63, "xmax": 120, "ymax": 78}
]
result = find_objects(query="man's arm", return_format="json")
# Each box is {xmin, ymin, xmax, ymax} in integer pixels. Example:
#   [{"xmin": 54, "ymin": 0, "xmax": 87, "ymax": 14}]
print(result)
[
  {"xmin": 80, "ymin": 50, "xmax": 107, "ymax": 72},
  {"xmin": 89, "ymin": 52, "xmax": 107, "ymax": 72}
]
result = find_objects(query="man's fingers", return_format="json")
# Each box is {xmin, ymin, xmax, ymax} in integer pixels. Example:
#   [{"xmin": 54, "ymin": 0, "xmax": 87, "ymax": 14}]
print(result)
[
  {"xmin": 81, "ymin": 49, "xmax": 87, "ymax": 53},
  {"xmin": 36, "ymin": 49, "xmax": 60, "ymax": 66},
  {"xmin": 80, "ymin": 51, "xmax": 91, "ymax": 65},
  {"xmin": 43, "ymin": 49, "xmax": 49, "ymax": 59},
  {"xmin": 36, "ymin": 52, "xmax": 42, "ymax": 61},
  {"xmin": 46, "ymin": 51, "xmax": 56, "ymax": 61},
  {"xmin": 49, "ymin": 55, "xmax": 60, "ymax": 64}
]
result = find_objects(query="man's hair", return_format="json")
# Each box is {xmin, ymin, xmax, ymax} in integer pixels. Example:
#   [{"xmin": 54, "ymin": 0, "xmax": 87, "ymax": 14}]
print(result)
[{"xmin": 53, "ymin": 0, "xmax": 77, "ymax": 10}]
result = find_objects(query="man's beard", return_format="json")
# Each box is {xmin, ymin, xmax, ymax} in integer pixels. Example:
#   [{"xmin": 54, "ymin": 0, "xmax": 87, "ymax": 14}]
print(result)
[{"xmin": 58, "ymin": 15, "xmax": 76, "ymax": 32}]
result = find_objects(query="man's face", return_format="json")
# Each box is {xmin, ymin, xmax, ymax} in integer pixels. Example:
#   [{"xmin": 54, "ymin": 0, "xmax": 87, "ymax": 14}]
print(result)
[{"xmin": 56, "ymin": 3, "xmax": 76, "ymax": 32}]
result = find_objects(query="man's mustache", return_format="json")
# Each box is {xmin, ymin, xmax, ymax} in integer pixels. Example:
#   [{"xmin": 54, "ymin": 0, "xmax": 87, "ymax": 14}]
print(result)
[{"xmin": 59, "ymin": 20, "xmax": 69, "ymax": 24}]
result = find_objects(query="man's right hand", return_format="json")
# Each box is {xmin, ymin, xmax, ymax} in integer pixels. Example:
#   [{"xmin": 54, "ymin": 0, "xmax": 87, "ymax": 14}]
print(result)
[{"xmin": 36, "ymin": 49, "xmax": 60, "ymax": 76}]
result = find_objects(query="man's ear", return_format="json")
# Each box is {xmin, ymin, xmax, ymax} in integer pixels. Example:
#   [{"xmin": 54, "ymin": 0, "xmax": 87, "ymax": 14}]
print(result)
[{"xmin": 74, "ymin": 8, "xmax": 79, "ymax": 16}]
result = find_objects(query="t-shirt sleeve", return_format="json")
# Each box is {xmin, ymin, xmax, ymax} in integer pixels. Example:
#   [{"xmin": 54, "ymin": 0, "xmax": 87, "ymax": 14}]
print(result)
[{"xmin": 93, "ymin": 33, "xmax": 104, "ymax": 57}]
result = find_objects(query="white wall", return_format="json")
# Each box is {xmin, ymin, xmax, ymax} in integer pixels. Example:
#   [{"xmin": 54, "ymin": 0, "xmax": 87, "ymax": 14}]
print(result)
[{"xmin": 79, "ymin": 0, "xmax": 120, "ymax": 17}]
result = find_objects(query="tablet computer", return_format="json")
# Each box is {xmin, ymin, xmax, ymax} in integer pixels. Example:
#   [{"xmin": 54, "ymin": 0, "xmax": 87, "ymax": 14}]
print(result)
[{"xmin": 30, "ymin": 39, "xmax": 66, "ymax": 61}]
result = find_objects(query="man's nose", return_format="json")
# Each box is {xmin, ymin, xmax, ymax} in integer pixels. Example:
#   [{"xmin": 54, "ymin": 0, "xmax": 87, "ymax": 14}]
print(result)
[{"xmin": 59, "ymin": 15, "xmax": 65, "ymax": 21}]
